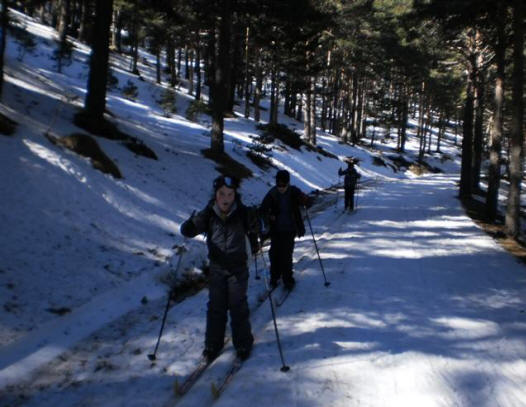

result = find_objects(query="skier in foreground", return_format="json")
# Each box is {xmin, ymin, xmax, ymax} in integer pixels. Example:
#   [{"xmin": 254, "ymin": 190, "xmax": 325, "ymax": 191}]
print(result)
[
  {"xmin": 338, "ymin": 158, "xmax": 361, "ymax": 212},
  {"xmin": 260, "ymin": 170, "xmax": 310, "ymax": 291},
  {"xmin": 180, "ymin": 175, "xmax": 259, "ymax": 362}
]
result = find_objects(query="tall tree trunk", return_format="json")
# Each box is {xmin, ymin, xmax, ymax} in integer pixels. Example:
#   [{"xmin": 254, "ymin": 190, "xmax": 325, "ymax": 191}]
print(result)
[
  {"xmin": 78, "ymin": 0, "xmax": 89, "ymax": 44},
  {"xmin": 38, "ymin": 5, "xmax": 46, "ymax": 24},
  {"xmin": 460, "ymin": 31, "xmax": 478, "ymax": 199},
  {"xmin": 460, "ymin": 60, "xmax": 475, "ymax": 199},
  {"xmin": 360, "ymin": 86, "xmax": 368, "ymax": 140},
  {"xmin": 210, "ymin": 1, "xmax": 232, "ymax": 154},
  {"xmin": 356, "ymin": 78, "xmax": 365, "ymax": 140},
  {"xmin": 177, "ymin": 48, "xmax": 182, "ymax": 79},
  {"xmin": 418, "ymin": 93, "xmax": 427, "ymax": 161},
  {"xmin": 305, "ymin": 84, "xmax": 312, "ymax": 141},
  {"xmin": 195, "ymin": 38, "xmax": 201, "ymax": 100},
  {"xmin": 350, "ymin": 70, "xmax": 359, "ymax": 144},
  {"xmin": 226, "ymin": 21, "xmax": 239, "ymax": 115},
  {"xmin": 289, "ymin": 85, "xmax": 297, "ymax": 118},
  {"xmin": 486, "ymin": 3, "xmax": 506, "ymax": 222},
  {"xmin": 187, "ymin": 49, "xmax": 194, "ymax": 94},
  {"xmin": 57, "ymin": 0, "xmax": 70, "ymax": 41},
  {"xmin": 340, "ymin": 83, "xmax": 350, "ymax": 143},
  {"xmin": 157, "ymin": 50, "xmax": 162, "ymax": 84},
  {"xmin": 472, "ymin": 62, "xmax": 486, "ymax": 191},
  {"xmin": 51, "ymin": 1, "xmax": 60, "ymax": 29},
  {"xmin": 309, "ymin": 77, "xmax": 316, "ymax": 144},
  {"xmin": 295, "ymin": 92, "xmax": 302, "ymax": 122},
  {"xmin": 305, "ymin": 76, "xmax": 317, "ymax": 143},
  {"xmin": 167, "ymin": 43, "xmax": 176, "ymax": 86},
  {"xmin": 84, "ymin": 0, "xmax": 113, "ymax": 120},
  {"xmin": 269, "ymin": 65, "xmax": 278, "ymax": 125},
  {"xmin": 243, "ymin": 26, "xmax": 250, "ymax": 118},
  {"xmin": 424, "ymin": 105, "xmax": 432, "ymax": 155},
  {"xmin": 321, "ymin": 77, "xmax": 328, "ymax": 131},
  {"xmin": 184, "ymin": 45, "xmax": 190, "ymax": 80},
  {"xmin": 436, "ymin": 112, "xmax": 444, "ymax": 153},
  {"xmin": 111, "ymin": 8, "xmax": 119, "ymax": 49},
  {"xmin": 0, "ymin": 0, "xmax": 8, "ymax": 100},
  {"xmin": 283, "ymin": 80, "xmax": 291, "ymax": 116},
  {"xmin": 417, "ymin": 81, "xmax": 426, "ymax": 159},
  {"xmin": 130, "ymin": 0, "xmax": 139, "ymax": 74},
  {"xmin": 115, "ymin": 8, "xmax": 122, "ymax": 52},
  {"xmin": 331, "ymin": 72, "xmax": 341, "ymax": 135},
  {"xmin": 400, "ymin": 85, "xmax": 409, "ymax": 152},
  {"xmin": 56, "ymin": 0, "xmax": 71, "ymax": 73},
  {"xmin": 505, "ymin": 0, "xmax": 524, "ymax": 237},
  {"xmin": 254, "ymin": 49, "xmax": 262, "ymax": 122}
]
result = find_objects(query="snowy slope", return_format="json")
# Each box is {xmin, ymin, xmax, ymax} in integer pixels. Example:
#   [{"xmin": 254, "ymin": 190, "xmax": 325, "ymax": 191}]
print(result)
[{"xmin": 1, "ymin": 9, "xmax": 526, "ymax": 407}]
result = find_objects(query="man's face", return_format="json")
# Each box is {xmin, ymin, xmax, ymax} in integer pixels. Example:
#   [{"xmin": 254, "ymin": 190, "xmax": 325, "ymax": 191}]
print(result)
[
  {"xmin": 215, "ymin": 185, "xmax": 236, "ymax": 213},
  {"xmin": 276, "ymin": 181, "xmax": 289, "ymax": 194}
]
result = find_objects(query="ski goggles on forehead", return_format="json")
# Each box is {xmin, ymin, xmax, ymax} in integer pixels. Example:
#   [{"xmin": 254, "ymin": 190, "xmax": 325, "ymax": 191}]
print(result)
[{"xmin": 214, "ymin": 176, "xmax": 238, "ymax": 189}]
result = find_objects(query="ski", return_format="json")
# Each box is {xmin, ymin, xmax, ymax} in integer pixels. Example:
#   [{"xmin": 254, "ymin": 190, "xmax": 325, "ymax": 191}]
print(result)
[
  {"xmin": 275, "ymin": 287, "xmax": 292, "ymax": 307},
  {"xmin": 173, "ymin": 356, "xmax": 210, "ymax": 396},
  {"xmin": 171, "ymin": 285, "xmax": 270, "ymax": 399},
  {"xmin": 256, "ymin": 284, "xmax": 278, "ymax": 303},
  {"xmin": 210, "ymin": 356, "xmax": 243, "ymax": 400}
]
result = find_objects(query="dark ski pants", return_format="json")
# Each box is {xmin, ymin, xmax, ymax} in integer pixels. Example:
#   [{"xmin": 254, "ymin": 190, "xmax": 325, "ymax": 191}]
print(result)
[
  {"xmin": 205, "ymin": 265, "xmax": 253, "ymax": 353},
  {"xmin": 344, "ymin": 185, "xmax": 356, "ymax": 211},
  {"xmin": 269, "ymin": 231, "xmax": 296, "ymax": 286}
]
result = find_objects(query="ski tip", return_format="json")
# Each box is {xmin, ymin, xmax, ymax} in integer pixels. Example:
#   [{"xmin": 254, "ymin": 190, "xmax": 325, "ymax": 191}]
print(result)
[{"xmin": 211, "ymin": 382, "xmax": 220, "ymax": 400}]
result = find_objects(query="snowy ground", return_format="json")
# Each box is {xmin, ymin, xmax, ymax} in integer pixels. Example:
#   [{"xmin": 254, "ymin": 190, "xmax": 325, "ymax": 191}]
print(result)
[{"xmin": 1, "ymin": 9, "xmax": 526, "ymax": 407}]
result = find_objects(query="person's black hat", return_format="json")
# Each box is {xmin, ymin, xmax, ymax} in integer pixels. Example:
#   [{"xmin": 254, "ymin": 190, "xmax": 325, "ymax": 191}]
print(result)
[
  {"xmin": 276, "ymin": 170, "xmax": 290, "ymax": 185},
  {"xmin": 213, "ymin": 175, "xmax": 239, "ymax": 191}
]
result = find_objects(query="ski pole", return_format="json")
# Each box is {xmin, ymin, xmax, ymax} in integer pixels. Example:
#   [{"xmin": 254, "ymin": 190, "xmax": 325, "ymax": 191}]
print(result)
[
  {"xmin": 355, "ymin": 182, "xmax": 359, "ymax": 210},
  {"xmin": 148, "ymin": 229, "xmax": 191, "ymax": 361},
  {"xmin": 148, "ymin": 287, "xmax": 173, "ymax": 362},
  {"xmin": 304, "ymin": 206, "xmax": 330, "ymax": 287},
  {"xmin": 254, "ymin": 253, "xmax": 260, "ymax": 280},
  {"xmin": 258, "ymin": 256, "xmax": 290, "ymax": 372},
  {"xmin": 336, "ymin": 174, "xmax": 341, "ymax": 208}
]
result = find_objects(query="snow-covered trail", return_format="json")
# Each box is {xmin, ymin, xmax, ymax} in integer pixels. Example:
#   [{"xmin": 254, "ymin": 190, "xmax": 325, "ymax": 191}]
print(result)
[
  {"xmin": 3, "ymin": 173, "xmax": 526, "ymax": 407},
  {"xmin": 212, "ymin": 173, "xmax": 526, "ymax": 407}
]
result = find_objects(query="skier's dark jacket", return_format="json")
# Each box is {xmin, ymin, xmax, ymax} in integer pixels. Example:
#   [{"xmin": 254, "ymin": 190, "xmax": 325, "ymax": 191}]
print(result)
[
  {"xmin": 338, "ymin": 166, "xmax": 360, "ymax": 187},
  {"xmin": 180, "ymin": 200, "xmax": 259, "ymax": 270},
  {"xmin": 260, "ymin": 186, "xmax": 309, "ymax": 238}
]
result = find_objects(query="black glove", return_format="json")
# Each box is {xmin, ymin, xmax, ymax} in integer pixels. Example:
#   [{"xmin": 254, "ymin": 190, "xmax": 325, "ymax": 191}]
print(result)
[{"xmin": 180, "ymin": 218, "xmax": 197, "ymax": 237}]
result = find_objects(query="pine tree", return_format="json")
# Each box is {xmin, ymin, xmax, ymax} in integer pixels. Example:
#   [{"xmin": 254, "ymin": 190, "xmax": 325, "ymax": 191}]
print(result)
[
  {"xmin": 84, "ymin": 0, "xmax": 113, "ymax": 120},
  {"xmin": 505, "ymin": 0, "xmax": 524, "ymax": 238},
  {"xmin": 486, "ymin": 2, "xmax": 507, "ymax": 222}
]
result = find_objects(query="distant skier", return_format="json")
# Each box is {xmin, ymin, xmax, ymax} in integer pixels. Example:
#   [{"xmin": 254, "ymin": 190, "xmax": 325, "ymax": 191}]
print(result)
[
  {"xmin": 260, "ymin": 170, "xmax": 310, "ymax": 290},
  {"xmin": 180, "ymin": 175, "xmax": 260, "ymax": 362},
  {"xmin": 338, "ymin": 159, "xmax": 361, "ymax": 211}
]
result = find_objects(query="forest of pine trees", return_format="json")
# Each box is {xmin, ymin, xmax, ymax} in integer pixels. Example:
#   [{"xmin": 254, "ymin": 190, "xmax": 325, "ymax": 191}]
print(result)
[{"xmin": 1, "ymin": 0, "xmax": 524, "ymax": 238}]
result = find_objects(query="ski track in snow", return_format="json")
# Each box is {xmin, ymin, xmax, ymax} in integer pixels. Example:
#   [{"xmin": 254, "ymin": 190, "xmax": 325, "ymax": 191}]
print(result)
[{"xmin": 3, "ymin": 174, "xmax": 526, "ymax": 407}]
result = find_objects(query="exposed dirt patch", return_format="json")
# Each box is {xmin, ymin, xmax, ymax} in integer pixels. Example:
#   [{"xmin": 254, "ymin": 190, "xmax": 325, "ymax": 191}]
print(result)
[{"xmin": 461, "ymin": 195, "xmax": 526, "ymax": 265}]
